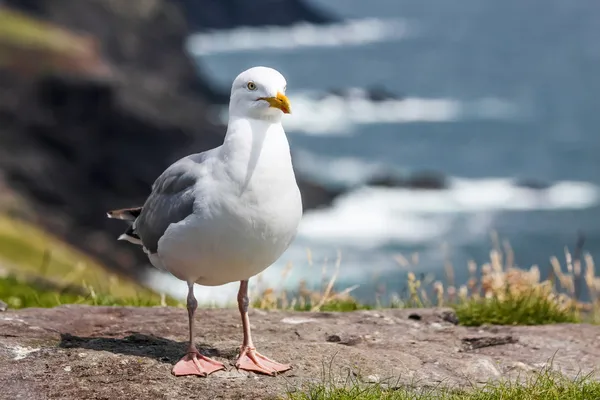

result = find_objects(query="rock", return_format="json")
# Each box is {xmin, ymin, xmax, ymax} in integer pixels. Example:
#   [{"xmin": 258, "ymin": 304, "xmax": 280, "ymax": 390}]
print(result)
[
  {"xmin": 365, "ymin": 85, "xmax": 401, "ymax": 102},
  {"xmin": 325, "ymin": 333, "xmax": 363, "ymax": 346},
  {"xmin": 405, "ymin": 171, "xmax": 448, "ymax": 190},
  {"xmin": 320, "ymin": 86, "xmax": 401, "ymax": 102},
  {"xmin": 0, "ymin": 0, "xmax": 341, "ymax": 281},
  {"xmin": 441, "ymin": 310, "xmax": 460, "ymax": 325},
  {"xmin": 1, "ymin": 306, "xmax": 598, "ymax": 399},
  {"xmin": 174, "ymin": 0, "xmax": 335, "ymax": 32},
  {"xmin": 507, "ymin": 361, "xmax": 535, "ymax": 372},
  {"xmin": 407, "ymin": 313, "xmax": 422, "ymax": 321},
  {"xmin": 462, "ymin": 358, "xmax": 501, "ymax": 383},
  {"xmin": 514, "ymin": 178, "xmax": 552, "ymax": 190},
  {"xmin": 296, "ymin": 179, "xmax": 345, "ymax": 211},
  {"xmin": 461, "ymin": 335, "xmax": 518, "ymax": 351},
  {"xmin": 326, "ymin": 334, "xmax": 342, "ymax": 343},
  {"xmin": 366, "ymin": 173, "xmax": 407, "ymax": 188},
  {"xmin": 365, "ymin": 170, "xmax": 448, "ymax": 190}
]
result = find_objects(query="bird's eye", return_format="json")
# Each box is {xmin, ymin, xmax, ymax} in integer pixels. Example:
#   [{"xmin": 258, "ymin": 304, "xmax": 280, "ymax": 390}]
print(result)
[
  {"xmin": 283, "ymin": 85, "xmax": 287, "ymax": 92},
  {"xmin": 247, "ymin": 81, "xmax": 257, "ymax": 91}
]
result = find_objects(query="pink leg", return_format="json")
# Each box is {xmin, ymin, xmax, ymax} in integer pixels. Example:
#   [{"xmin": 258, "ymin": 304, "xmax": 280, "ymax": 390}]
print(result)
[
  {"xmin": 234, "ymin": 280, "xmax": 291, "ymax": 376},
  {"xmin": 172, "ymin": 282, "xmax": 225, "ymax": 377}
]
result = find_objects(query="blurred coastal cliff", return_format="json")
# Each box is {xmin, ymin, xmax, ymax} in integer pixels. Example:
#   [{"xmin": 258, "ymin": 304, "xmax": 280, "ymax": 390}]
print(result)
[{"xmin": 0, "ymin": 0, "xmax": 341, "ymax": 284}]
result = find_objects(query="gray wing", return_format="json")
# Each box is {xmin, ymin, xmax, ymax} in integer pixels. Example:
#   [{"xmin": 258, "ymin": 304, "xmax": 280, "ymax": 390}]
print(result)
[{"xmin": 135, "ymin": 151, "xmax": 211, "ymax": 253}]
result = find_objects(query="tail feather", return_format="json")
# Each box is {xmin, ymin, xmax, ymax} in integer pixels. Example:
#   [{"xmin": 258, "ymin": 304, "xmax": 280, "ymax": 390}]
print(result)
[
  {"xmin": 106, "ymin": 206, "xmax": 142, "ymax": 221},
  {"xmin": 118, "ymin": 227, "xmax": 143, "ymax": 245}
]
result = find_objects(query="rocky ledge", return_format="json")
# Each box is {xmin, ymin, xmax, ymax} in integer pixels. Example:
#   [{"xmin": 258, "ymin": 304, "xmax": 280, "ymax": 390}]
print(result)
[{"xmin": 1, "ymin": 306, "xmax": 598, "ymax": 399}]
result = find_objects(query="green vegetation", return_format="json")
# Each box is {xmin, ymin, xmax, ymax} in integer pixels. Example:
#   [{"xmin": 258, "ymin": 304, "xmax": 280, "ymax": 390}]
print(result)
[
  {"xmin": 0, "ymin": 6, "xmax": 107, "ymax": 76},
  {"xmin": 0, "ymin": 274, "xmax": 180, "ymax": 308},
  {"xmin": 0, "ymin": 7, "xmax": 83, "ymax": 53},
  {"xmin": 0, "ymin": 214, "xmax": 181, "ymax": 308},
  {"xmin": 455, "ymin": 290, "xmax": 579, "ymax": 326},
  {"xmin": 295, "ymin": 298, "xmax": 371, "ymax": 312},
  {"xmin": 287, "ymin": 368, "xmax": 600, "ymax": 400}
]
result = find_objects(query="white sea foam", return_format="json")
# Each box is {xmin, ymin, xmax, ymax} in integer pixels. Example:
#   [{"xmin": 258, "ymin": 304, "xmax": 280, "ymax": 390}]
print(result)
[
  {"xmin": 286, "ymin": 94, "xmax": 519, "ymax": 135},
  {"xmin": 297, "ymin": 178, "xmax": 600, "ymax": 247},
  {"xmin": 217, "ymin": 92, "xmax": 519, "ymax": 135},
  {"xmin": 186, "ymin": 18, "xmax": 410, "ymax": 56}
]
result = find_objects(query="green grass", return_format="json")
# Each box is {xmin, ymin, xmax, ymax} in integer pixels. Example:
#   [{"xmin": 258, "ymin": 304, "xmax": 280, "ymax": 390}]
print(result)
[
  {"xmin": 453, "ymin": 290, "xmax": 580, "ymax": 326},
  {"xmin": 299, "ymin": 299, "xmax": 372, "ymax": 312},
  {"xmin": 282, "ymin": 291, "xmax": 582, "ymax": 326},
  {"xmin": 0, "ymin": 6, "xmax": 89, "ymax": 54},
  {"xmin": 0, "ymin": 275, "xmax": 180, "ymax": 309},
  {"xmin": 287, "ymin": 368, "xmax": 600, "ymax": 400},
  {"xmin": 0, "ymin": 214, "xmax": 181, "ymax": 308},
  {"xmin": 0, "ymin": 6, "xmax": 107, "ymax": 77},
  {"xmin": 253, "ymin": 297, "xmax": 372, "ymax": 313}
]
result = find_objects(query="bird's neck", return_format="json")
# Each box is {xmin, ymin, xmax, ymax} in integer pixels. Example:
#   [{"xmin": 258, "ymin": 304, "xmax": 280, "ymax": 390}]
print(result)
[
  {"xmin": 220, "ymin": 117, "xmax": 294, "ymax": 189},
  {"xmin": 222, "ymin": 117, "xmax": 288, "ymax": 151},
  {"xmin": 229, "ymin": 106, "xmax": 284, "ymax": 123}
]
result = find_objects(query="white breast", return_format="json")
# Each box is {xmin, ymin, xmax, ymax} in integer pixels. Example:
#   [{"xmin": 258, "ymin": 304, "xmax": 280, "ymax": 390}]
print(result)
[{"xmin": 154, "ymin": 118, "xmax": 303, "ymax": 286}]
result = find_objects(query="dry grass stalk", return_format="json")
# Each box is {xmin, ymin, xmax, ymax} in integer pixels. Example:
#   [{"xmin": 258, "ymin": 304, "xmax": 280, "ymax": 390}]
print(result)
[{"xmin": 311, "ymin": 250, "xmax": 342, "ymax": 311}]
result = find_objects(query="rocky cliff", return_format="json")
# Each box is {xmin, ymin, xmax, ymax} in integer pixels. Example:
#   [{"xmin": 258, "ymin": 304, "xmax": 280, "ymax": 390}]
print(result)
[{"xmin": 0, "ymin": 0, "xmax": 337, "ymax": 280}]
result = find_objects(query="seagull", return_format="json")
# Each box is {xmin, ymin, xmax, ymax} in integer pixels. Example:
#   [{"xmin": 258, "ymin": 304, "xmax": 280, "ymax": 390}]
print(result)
[{"xmin": 107, "ymin": 66, "xmax": 302, "ymax": 377}]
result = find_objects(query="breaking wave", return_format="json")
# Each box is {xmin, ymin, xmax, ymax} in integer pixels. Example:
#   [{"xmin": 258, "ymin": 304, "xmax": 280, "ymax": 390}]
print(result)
[{"xmin": 186, "ymin": 18, "xmax": 410, "ymax": 56}]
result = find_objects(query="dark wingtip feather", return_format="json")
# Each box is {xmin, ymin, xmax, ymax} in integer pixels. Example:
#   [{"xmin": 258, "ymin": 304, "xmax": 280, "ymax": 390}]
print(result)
[{"xmin": 106, "ymin": 207, "xmax": 143, "ymax": 221}]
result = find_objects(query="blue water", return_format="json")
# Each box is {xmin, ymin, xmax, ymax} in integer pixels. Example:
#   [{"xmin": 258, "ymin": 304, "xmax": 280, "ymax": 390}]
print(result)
[{"xmin": 185, "ymin": 0, "xmax": 600, "ymax": 302}]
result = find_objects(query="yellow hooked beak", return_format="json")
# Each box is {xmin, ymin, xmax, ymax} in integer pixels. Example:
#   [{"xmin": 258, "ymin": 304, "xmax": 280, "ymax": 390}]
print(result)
[{"xmin": 259, "ymin": 92, "xmax": 291, "ymax": 114}]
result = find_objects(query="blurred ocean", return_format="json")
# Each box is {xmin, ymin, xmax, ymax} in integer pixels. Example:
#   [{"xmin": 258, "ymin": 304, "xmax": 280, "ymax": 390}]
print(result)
[{"xmin": 146, "ymin": 0, "xmax": 600, "ymax": 304}]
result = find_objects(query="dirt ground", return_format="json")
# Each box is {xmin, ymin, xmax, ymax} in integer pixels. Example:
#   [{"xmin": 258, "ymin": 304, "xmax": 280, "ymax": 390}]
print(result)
[{"xmin": 1, "ymin": 306, "xmax": 599, "ymax": 399}]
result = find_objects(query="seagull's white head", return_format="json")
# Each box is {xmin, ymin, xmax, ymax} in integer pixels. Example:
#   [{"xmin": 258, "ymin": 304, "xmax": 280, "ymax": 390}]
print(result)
[{"xmin": 228, "ymin": 66, "xmax": 291, "ymax": 122}]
